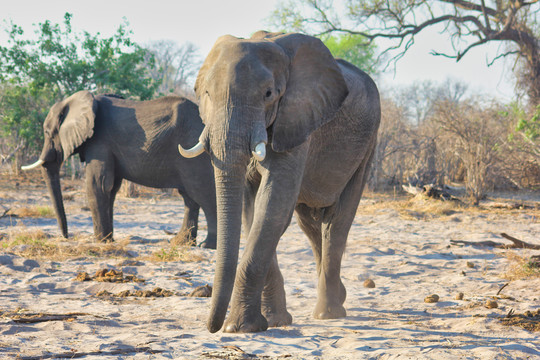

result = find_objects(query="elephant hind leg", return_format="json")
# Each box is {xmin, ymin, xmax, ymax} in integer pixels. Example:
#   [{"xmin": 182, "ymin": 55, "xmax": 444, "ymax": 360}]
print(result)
[
  {"xmin": 176, "ymin": 191, "xmax": 199, "ymax": 246},
  {"xmin": 295, "ymin": 203, "xmax": 323, "ymax": 276},
  {"xmin": 262, "ymin": 252, "xmax": 293, "ymax": 327},
  {"xmin": 313, "ymin": 148, "xmax": 375, "ymax": 320}
]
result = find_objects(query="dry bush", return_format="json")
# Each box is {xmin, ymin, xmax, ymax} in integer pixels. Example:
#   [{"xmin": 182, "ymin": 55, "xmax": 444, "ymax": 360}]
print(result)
[
  {"xmin": 372, "ymin": 80, "xmax": 539, "ymax": 199},
  {"xmin": 433, "ymin": 99, "xmax": 507, "ymax": 204},
  {"xmin": 502, "ymin": 252, "xmax": 540, "ymax": 280},
  {"xmin": 370, "ymin": 96, "xmax": 418, "ymax": 189}
]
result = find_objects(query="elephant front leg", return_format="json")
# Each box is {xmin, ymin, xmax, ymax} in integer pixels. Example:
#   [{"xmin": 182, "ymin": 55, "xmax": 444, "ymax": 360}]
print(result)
[
  {"xmin": 223, "ymin": 154, "xmax": 304, "ymax": 333},
  {"xmin": 86, "ymin": 159, "xmax": 115, "ymax": 242}
]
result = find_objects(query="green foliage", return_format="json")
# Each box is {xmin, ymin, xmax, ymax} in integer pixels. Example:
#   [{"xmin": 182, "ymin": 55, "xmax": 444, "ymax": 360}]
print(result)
[
  {"xmin": 271, "ymin": 2, "xmax": 378, "ymax": 74},
  {"xmin": 0, "ymin": 13, "xmax": 158, "ymax": 156},
  {"xmin": 321, "ymin": 34, "xmax": 377, "ymax": 74},
  {"xmin": 516, "ymin": 105, "xmax": 540, "ymax": 141},
  {"xmin": 0, "ymin": 81, "xmax": 54, "ymax": 154},
  {"xmin": 505, "ymin": 103, "xmax": 540, "ymax": 142},
  {"xmin": 0, "ymin": 13, "xmax": 156, "ymax": 98}
]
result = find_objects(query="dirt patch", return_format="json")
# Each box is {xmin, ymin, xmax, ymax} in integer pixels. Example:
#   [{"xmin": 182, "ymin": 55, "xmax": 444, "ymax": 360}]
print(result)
[
  {"xmin": 500, "ymin": 309, "xmax": 540, "ymax": 332},
  {"xmin": 74, "ymin": 268, "xmax": 145, "ymax": 283},
  {"xmin": 96, "ymin": 287, "xmax": 175, "ymax": 298}
]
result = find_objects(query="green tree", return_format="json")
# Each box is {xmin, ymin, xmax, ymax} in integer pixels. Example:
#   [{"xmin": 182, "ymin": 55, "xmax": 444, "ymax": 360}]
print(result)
[
  {"xmin": 273, "ymin": 0, "xmax": 540, "ymax": 106},
  {"xmin": 321, "ymin": 34, "xmax": 377, "ymax": 74},
  {"xmin": 0, "ymin": 13, "xmax": 158, "ymax": 160}
]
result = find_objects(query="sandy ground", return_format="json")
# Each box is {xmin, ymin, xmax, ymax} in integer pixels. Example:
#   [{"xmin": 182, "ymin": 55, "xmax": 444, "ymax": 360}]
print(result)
[{"xmin": 0, "ymin": 173, "xmax": 539, "ymax": 359}]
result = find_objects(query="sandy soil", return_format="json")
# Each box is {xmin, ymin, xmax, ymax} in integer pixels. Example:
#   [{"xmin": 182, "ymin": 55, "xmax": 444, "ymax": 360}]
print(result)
[{"xmin": 0, "ymin": 172, "xmax": 539, "ymax": 359}]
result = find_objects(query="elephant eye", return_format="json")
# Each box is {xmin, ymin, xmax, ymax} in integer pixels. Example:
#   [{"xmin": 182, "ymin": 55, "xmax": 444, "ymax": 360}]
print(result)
[{"xmin": 265, "ymin": 89, "xmax": 272, "ymax": 98}]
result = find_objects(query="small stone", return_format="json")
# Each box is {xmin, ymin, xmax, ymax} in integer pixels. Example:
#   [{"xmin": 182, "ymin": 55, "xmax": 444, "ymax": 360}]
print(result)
[
  {"xmin": 117, "ymin": 290, "xmax": 131, "ymax": 298},
  {"xmin": 189, "ymin": 284, "xmax": 212, "ymax": 297},
  {"xmin": 486, "ymin": 299, "xmax": 498, "ymax": 309},
  {"xmin": 455, "ymin": 292, "xmax": 464, "ymax": 300},
  {"xmin": 74, "ymin": 272, "xmax": 91, "ymax": 281},
  {"xmin": 363, "ymin": 279, "xmax": 376, "ymax": 288},
  {"xmin": 424, "ymin": 294, "xmax": 439, "ymax": 303},
  {"xmin": 466, "ymin": 261, "xmax": 475, "ymax": 269},
  {"xmin": 95, "ymin": 269, "xmax": 108, "ymax": 277}
]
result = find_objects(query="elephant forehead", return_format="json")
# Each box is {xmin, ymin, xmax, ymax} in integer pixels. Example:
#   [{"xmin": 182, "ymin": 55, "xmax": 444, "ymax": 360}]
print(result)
[{"xmin": 207, "ymin": 41, "xmax": 287, "ymax": 81}]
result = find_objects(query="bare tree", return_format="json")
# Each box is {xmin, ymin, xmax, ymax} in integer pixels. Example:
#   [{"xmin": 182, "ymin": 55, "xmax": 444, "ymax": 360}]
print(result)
[
  {"xmin": 274, "ymin": 0, "xmax": 540, "ymax": 105},
  {"xmin": 434, "ymin": 98, "xmax": 507, "ymax": 203},
  {"xmin": 145, "ymin": 40, "xmax": 202, "ymax": 98}
]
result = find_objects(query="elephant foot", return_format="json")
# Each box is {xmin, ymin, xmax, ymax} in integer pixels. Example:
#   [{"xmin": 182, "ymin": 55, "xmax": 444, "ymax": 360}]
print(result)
[
  {"xmin": 313, "ymin": 280, "xmax": 347, "ymax": 319},
  {"xmin": 198, "ymin": 236, "xmax": 217, "ymax": 249},
  {"xmin": 97, "ymin": 234, "xmax": 114, "ymax": 243},
  {"xmin": 264, "ymin": 309, "xmax": 292, "ymax": 328},
  {"xmin": 223, "ymin": 312, "xmax": 268, "ymax": 333},
  {"xmin": 313, "ymin": 301, "xmax": 346, "ymax": 320}
]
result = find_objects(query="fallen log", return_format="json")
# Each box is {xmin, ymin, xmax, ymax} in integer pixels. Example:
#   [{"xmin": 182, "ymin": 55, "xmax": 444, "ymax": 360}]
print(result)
[{"xmin": 450, "ymin": 233, "xmax": 540, "ymax": 250}]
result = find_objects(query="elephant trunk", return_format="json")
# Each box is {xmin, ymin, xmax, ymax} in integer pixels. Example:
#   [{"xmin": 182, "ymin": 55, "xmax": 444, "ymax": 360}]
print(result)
[
  {"xmin": 42, "ymin": 163, "xmax": 68, "ymax": 238},
  {"xmin": 208, "ymin": 167, "xmax": 246, "ymax": 333},
  {"xmin": 205, "ymin": 107, "xmax": 268, "ymax": 333}
]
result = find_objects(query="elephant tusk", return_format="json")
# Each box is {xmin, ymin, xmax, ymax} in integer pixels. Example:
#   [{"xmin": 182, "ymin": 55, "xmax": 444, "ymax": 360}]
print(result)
[
  {"xmin": 252, "ymin": 142, "xmax": 266, "ymax": 162},
  {"xmin": 21, "ymin": 159, "xmax": 45, "ymax": 171},
  {"xmin": 178, "ymin": 142, "xmax": 205, "ymax": 158}
]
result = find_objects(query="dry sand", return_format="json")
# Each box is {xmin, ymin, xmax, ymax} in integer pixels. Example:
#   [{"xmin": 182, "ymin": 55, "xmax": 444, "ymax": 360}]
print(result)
[{"xmin": 1, "ymin": 174, "xmax": 539, "ymax": 359}]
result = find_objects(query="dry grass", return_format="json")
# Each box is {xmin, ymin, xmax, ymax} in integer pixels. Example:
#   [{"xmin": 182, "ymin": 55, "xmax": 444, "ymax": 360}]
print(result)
[
  {"xmin": 149, "ymin": 245, "xmax": 205, "ymax": 262},
  {"xmin": 147, "ymin": 229, "xmax": 205, "ymax": 263},
  {"xmin": 359, "ymin": 191, "xmax": 540, "ymax": 220},
  {"xmin": 502, "ymin": 252, "xmax": 540, "ymax": 280},
  {"xmin": 358, "ymin": 193, "xmax": 467, "ymax": 220},
  {"xmin": 12, "ymin": 205, "xmax": 55, "ymax": 218},
  {"xmin": 0, "ymin": 229, "xmax": 132, "ymax": 260}
]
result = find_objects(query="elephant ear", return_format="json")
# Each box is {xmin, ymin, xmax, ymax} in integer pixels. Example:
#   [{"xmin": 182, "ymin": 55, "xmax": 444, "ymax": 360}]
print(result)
[
  {"xmin": 269, "ymin": 33, "xmax": 349, "ymax": 152},
  {"xmin": 58, "ymin": 90, "xmax": 97, "ymax": 160}
]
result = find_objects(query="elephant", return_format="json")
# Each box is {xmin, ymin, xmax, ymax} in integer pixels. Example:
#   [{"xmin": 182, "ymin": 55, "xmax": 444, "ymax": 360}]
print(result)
[
  {"xmin": 178, "ymin": 31, "xmax": 380, "ymax": 332},
  {"xmin": 22, "ymin": 91, "xmax": 217, "ymax": 248}
]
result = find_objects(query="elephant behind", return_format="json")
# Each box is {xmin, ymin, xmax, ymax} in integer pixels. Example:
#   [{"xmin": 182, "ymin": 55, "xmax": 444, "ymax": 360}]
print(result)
[{"xmin": 23, "ymin": 91, "xmax": 217, "ymax": 248}]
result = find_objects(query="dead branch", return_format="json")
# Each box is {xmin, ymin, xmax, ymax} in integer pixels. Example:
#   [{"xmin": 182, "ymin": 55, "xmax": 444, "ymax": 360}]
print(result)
[
  {"xmin": 500, "ymin": 233, "xmax": 540, "ymax": 249},
  {"xmin": 450, "ymin": 233, "xmax": 540, "ymax": 249},
  {"xmin": 0, "ymin": 207, "xmax": 10, "ymax": 219},
  {"xmin": 8, "ymin": 312, "xmax": 91, "ymax": 324}
]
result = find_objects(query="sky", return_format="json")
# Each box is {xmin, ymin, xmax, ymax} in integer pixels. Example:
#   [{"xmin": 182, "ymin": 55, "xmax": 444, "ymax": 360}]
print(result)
[{"xmin": 1, "ymin": 0, "xmax": 517, "ymax": 101}]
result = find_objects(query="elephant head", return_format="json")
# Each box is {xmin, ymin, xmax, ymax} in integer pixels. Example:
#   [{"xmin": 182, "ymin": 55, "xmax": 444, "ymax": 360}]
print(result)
[
  {"xmin": 22, "ymin": 90, "xmax": 97, "ymax": 238},
  {"xmin": 179, "ymin": 32, "xmax": 348, "ymax": 332}
]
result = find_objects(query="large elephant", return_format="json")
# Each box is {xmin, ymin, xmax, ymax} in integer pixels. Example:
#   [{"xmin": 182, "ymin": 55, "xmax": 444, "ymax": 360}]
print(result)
[
  {"xmin": 178, "ymin": 31, "xmax": 380, "ymax": 332},
  {"xmin": 23, "ymin": 91, "xmax": 217, "ymax": 248}
]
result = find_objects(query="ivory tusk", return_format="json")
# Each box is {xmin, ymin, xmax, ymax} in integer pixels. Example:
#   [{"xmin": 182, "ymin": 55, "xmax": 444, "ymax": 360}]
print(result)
[
  {"xmin": 252, "ymin": 142, "xmax": 266, "ymax": 162},
  {"xmin": 178, "ymin": 142, "xmax": 205, "ymax": 158},
  {"xmin": 21, "ymin": 159, "xmax": 44, "ymax": 171}
]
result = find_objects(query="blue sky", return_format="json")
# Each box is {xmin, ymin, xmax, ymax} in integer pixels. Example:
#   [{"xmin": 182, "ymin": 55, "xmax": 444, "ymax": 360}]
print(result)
[{"xmin": 1, "ymin": 0, "xmax": 516, "ymax": 100}]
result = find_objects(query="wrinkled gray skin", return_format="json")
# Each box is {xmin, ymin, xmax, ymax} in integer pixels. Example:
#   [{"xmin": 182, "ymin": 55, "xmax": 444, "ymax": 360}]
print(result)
[
  {"xmin": 182, "ymin": 31, "xmax": 380, "ymax": 333},
  {"xmin": 25, "ymin": 91, "xmax": 217, "ymax": 248}
]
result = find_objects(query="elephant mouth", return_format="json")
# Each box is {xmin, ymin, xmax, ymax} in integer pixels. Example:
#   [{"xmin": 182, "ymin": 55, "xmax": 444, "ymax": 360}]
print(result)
[{"xmin": 178, "ymin": 127, "xmax": 267, "ymax": 162}]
